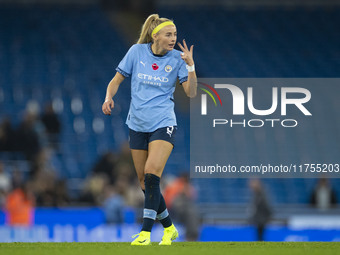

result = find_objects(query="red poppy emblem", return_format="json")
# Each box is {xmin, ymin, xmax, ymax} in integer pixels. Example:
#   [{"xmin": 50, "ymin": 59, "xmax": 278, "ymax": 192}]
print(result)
[{"xmin": 152, "ymin": 63, "xmax": 159, "ymax": 70}]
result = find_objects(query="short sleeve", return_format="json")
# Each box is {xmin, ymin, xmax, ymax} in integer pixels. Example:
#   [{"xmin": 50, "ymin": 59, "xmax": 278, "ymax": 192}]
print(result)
[
  {"xmin": 178, "ymin": 59, "xmax": 188, "ymax": 84},
  {"xmin": 116, "ymin": 45, "xmax": 137, "ymax": 77}
]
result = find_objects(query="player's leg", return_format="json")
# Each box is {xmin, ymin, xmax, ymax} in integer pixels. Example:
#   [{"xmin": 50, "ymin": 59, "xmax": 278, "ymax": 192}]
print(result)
[
  {"xmin": 130, "ymin": 127, "xmax": 178, "ymax": 245},
  {"xmin": 131, "ymin": 149, "xmax": 148, "ymax": 191},
  {"xmin": 145, "ymin": 139, "xmax": 173, "ymax": 176},
  {"xmin": 141, "ymin": 139, "xmax": 173, "ymax": 231},
  {"xmin": 144, "ymin": 139, "xmax": 178, "ymax": 245},
  {"xmin": 129, "ymin": 130, "xmax": 152, "ymax": 245},
  {"xmin": 129, "ymin": 129, "xmax": 149, "ymax": 190},
  {"xmin": 147, "ymin": 126, "xmax": 176, "ymax": 229},
  {"xmin": 131, "ymin": 140, "xmax": 173, "ymax": 245},
  {"xmin": 131, "ymin": 148, "xmax": 173, "ymax": 228}
]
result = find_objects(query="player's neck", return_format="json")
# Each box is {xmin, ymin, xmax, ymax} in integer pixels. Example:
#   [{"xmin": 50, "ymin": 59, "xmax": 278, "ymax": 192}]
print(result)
[{"xmin": 151, "ymin": 43, "xmax": 167, "ymax": 56}]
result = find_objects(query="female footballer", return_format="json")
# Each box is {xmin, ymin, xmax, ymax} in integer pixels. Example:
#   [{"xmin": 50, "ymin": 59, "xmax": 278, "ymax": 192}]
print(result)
[{"xmin": 102, "ymin": 14, "xmax": 197, "ymax": 245}]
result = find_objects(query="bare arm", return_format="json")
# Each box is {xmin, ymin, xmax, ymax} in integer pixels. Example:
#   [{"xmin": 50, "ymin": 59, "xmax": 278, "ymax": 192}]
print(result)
[
  {"xmin": 182, "ymin": 71, "xmax": 197, "ymax": 98},
  {"xmin": 102, "ymin": 72, "xmax": 125, "ymax": 115},
  {"xmin": 178, "ymin": 39, "xmax": 197, "ymax": 98}
]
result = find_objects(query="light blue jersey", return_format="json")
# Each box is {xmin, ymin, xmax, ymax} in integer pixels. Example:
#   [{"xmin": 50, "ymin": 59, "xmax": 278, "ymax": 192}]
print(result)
[{"xmin": 116, "ymin": 43, "xmax": 188, "ymax": 132}]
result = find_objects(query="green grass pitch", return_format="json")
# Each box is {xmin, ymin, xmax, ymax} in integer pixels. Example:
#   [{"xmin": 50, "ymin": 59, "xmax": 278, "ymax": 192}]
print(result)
[{"xmin": 1, "ymin": 242, "xmax": 339, "ymax": 255}]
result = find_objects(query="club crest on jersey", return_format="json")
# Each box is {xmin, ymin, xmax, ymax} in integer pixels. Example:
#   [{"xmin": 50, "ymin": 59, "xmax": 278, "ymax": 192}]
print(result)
[
  {"xmin": 165, "ymin": 65, "xmax": 172, "ymax": 72},
  {"xmin": 152, "ymin": 63, "xmax": 159, "ymax": 70}
]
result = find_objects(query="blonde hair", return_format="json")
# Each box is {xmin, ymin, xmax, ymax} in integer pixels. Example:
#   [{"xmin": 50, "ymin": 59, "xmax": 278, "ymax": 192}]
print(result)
[{"xmin": 137, "ymin": 14, "xmax": 173, "ymax": 44}]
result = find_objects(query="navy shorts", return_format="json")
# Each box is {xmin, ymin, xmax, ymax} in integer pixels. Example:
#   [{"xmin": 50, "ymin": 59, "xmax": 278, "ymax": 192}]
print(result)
[{"xmin": 129, "ymin": 126, "xmax": 177, "ymax": 150}]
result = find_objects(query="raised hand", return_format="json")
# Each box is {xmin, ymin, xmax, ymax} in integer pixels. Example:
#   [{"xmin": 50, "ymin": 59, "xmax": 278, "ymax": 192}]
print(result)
[{"xmin": 177, "ymin": 39, "xmax": 194, "ymax": 66}]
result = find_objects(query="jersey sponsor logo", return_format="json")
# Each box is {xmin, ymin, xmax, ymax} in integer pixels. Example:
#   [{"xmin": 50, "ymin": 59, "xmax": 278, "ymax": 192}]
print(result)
[
  {"xmin": 167, "ymin": 126, "xmax": 174, "ymax": 137},
  {"xmin": 140, "ymin": 61, "xmax": 146, "ymax": 67},
  {"xmin": 152, "ymin": 63, "xmax": 159, "ymax": 70},
  {"xmin": 138, "ymin": 73, "xmax": 169, "ymax": 83},
  {"xmin": 165, "ymin": 65, "xmax": 172, "ymax": 72}
]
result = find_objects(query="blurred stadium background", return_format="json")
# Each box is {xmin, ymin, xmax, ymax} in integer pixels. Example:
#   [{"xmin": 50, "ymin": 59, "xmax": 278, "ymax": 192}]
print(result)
[{"xmin": 0, "ymin": 0, "xmax": 340, "ymax": 242}]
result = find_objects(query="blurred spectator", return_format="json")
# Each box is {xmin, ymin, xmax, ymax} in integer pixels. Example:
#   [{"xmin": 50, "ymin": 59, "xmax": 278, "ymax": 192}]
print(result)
[
  {"xmin": 248, "ymin": 179, "xmax": 272, "ymax": 241},
  {"xmin": 0, "ymin": 117, "xmax": 17, "ymax": 152},
  {"xmin": 32, "ymin": 168, "xmax": 57, "ymax": 207},
  {"xmin": 29, "ymin": 148, "xmax": 57, "ymax": 178},
  {"xmin": 33, "ymin": 178, "xmax": 69, "ymax": 207},
  {"xmin": 0, "ymin": 118, "xmax": 15, "ymax": 151},
  {"xmin": 103, "ymin": 184, "xmax": 124, "ymax": 224},
  {"xmin": 0, "ymin": 162, "xmax": 11, "ymax": 208},
  {"xmin": 0, "ymin": 161, "xmax": 11, "ymax": 192},
  {"xmin": 53, "ymin": 179, "xmax": 70, "ymax": 207},
  {"xmin": 163, "ymin": 173, "xmax": 200, "ymax": 241},
  {"xmin": 5, "ymin": 182, "xmax": 35, "ymax": 226},
  {"xmin": 92, "ymin": 152, "xmax": 117, "ymax": 184},
  {"xmin": 310, "ymin": 178, "xmax": 337, "ymax": 210},
  {"xmin": 16, "ymin": 112, "xmax": 44, "ymax": 160},
  {"xmin": 79, "ymin": 173, "xmax": 108, "ymax": 205},
  {"xmin": 115, "ymin": 142, "xmax": 135, "ymax": 183},
  {"xmin": 29, "ymin": 149, "xmax": 58, "ymax": 206},
  {"xmin": 102, "ymin": 170, "xmax": 140, "ymax": 224},
  {"xmin": 41, "ymin": 102, "xmax": 61, "ymax": 147},
  {"xmin": 11, "ymin": 168, "xmax": 24, "ymax": 191},
  {"xmin": 125, "ymin": 178, "xmax": 144, "ymax": 208},
  {"xmin": 92, "ymin": 143, "xmax": 136, "ymax": 185}
]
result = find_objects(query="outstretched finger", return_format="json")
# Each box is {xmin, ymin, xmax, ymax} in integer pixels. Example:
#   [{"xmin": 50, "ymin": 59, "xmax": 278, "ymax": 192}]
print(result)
[
  {"xmin": 183, "ymin": 39, "xmax": 189, "ymax": 51},
  {"xmin": 190, "ymin": 45, "xmax": 194, "ymax": 57},
  {"xmin": 177, "ymin": 42, "xmax": 185, "ymax": 52}
]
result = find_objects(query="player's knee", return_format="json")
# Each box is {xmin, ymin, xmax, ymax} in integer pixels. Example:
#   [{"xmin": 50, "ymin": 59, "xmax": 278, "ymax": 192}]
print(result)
[{"xmin": 144, "ymin": 163, "xmax": 162, "ymax": 175}]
